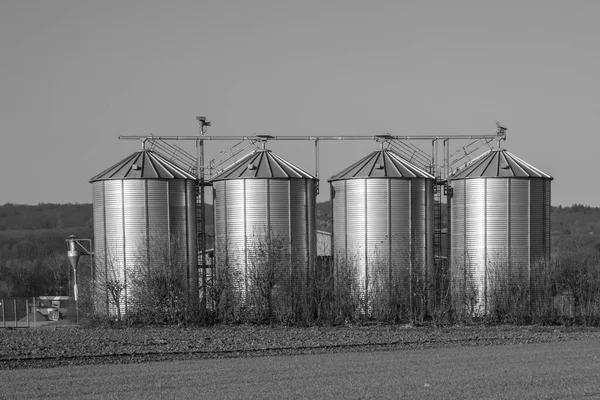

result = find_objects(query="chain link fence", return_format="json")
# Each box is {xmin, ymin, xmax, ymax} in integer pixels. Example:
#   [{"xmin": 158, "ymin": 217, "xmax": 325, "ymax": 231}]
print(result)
[{"xmin": 0, "ymin": 297, "xmax": 76, "ymax": 328}]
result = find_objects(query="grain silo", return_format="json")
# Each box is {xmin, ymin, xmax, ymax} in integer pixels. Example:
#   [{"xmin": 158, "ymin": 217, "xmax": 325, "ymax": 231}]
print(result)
[
  {"xmin": 90, "ymin": 150, "xmax": 198, "ymax": 316},
  {"xmin": 449, "ymin": 148, "xmax": 552, "ymax": 314},
  {"xmin": 328, "ymin": 149, "xmax": 435, "ymax": 315},
  {"xmin": 210, "ymin": 148, "xmax": 317, "ymax": 313}
]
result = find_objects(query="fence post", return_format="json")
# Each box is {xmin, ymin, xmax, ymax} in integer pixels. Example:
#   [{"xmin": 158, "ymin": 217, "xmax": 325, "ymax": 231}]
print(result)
[
  {"xmin": 1, "ymin": 299, "xmax": 4, "ymax": 328},
  {"xmin": 13, "ymin": 299, "xmax": 17, "ymax": 327}
]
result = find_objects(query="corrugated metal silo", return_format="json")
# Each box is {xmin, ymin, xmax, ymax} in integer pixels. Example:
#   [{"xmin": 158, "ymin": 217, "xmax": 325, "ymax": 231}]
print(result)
[
  {"xmin": 210, "ymin": 149, "xmax": 317, "ymax": 309},
  {"xmin": 90, "ymin": 150, "xmax": 198, "ymax": 316},
  {"xmin": 328, "ymin": 149, "xmax": 435, "ymax": 313},
  {"xmin": 449, "ymin": 148, "xmax": 552, "ymax": 314}
]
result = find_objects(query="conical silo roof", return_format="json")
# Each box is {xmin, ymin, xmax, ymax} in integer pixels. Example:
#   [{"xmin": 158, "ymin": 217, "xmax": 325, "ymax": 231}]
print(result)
[
  {"xmin": 450, "ymin": 148, "xmax": 553, "ymax": 180},
  {"xmin": 210, "ymin": 149, "xmax": 317, "ymax": 181},
  {"xmin": 90, "ymin": 150, "xmax": 197, "ymax": 182},
  {"xmin": 328, "ymin": 150, "xmax": 434, "ymax": 182}
]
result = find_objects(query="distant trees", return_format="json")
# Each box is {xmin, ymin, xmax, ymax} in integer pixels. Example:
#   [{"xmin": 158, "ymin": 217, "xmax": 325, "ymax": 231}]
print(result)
[
  {"xmin": 0, "ymin": 203, "xmax": 93, "ymax": 231},
  {"xmin": 0, "ymin": 228, "xmax": 92, "ymax": 298}
]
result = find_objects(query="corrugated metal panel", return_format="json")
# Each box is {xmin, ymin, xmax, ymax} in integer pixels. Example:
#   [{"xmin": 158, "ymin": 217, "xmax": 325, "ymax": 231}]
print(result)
[
  {"xmin": 545, "ymin": 181, "xmax": 551, "ymax": 260},
  {"xmin": 345, "ymin": 179, "xmax": 367, "ymax": 296},
  {"xmin": 486, "ymin": 179, "xmax": 509, "ymax": 290},
  {"xmin": 92, "ymin": 182, "xmax": 106, "ymax": 282},
  {"xmin": 91, "ymin": 171, "xmax": 197, "ymax": 317},
  {"xmin": 212, "ymin": 175, "xmax": 316, "ymax": 307},
  {"xmin": 146, "ymin": 180, "xmax": 169, "ymax": 257},
  {"xmin": 366, "ymin": 179, "xmax": 390, "ymax": 299},
  {"xmin": 529, "ymin": 179, "xmax": 545, "ymax": 264},
  {"xmin": 92, "ymin": 182, "xmax": 107, "ymax": 313},
  {"xmin": 223, "ymin": 180, "xmax": 246, "ymax": 298},
  {"xmin": 451, "ymin": 171, "xmax": 552, "ymax": 314},
  {"xmin": 411, "ymin": 179, "xmax": 426, "ymax": 277},
  {"xmin": 464, "ymin": 179, "xmax": 486, "ymax": 311},
  {"xmin": 103, "ymin": 180, "xmax": 125, "ymax": 276},
  {"xmin": 102, "ymin": 180, "xmax": 125, "ymax": 314},
  {"xmin": 331, "ymin": 174, "xmax": 434, "ymax": 311},
  {"xmin": 213, "ymin": 181, "xmax": 227, "ymax": 284},
  {"xmin": 390, "ymin": 179, "xmax": 411, "ymax": 306},
  {"xmin": 269, "ymin": 181, "xmax": 291, "ymax": 241},
  {"xmin": 123, "ymin": 180, "xmax": 147, "ymax": 282},
  {"xmin": 306, "ymin": 181, "xmax": 317, "ymax": 278},
  {"xmin": 451, "ymin": 180, "xmax": 466, "ymax": 301},
  {"xmin": 245, "ymin": 180, "xmax": 268, "ymax": 274},
  {"xmin": 332, "ymin": 182, "xmax": 346, "ymax": 265},
  {"xmin": 510, "ymin": 180, "xmax": 529, "ymax": 287}
]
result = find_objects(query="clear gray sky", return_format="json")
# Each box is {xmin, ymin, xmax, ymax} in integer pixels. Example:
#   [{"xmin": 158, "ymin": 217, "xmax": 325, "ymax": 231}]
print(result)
[{"xmin": 1, "ymin": 0, "xmax": 597, "ymax": 206}]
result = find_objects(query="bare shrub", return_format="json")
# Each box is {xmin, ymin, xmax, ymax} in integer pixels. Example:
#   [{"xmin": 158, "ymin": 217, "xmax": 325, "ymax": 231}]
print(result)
[
  {"xmin": 430, "ymin": 259, "xmax": 452, "ymax": 326},
  {"xmin": 92, "ymin": 247, "xmax": 126, "ymax": 322},
  {"xmin": 211, "ymin": 229, "xmax": 311, "ymax": 325},
  {"xmin": 331, "ymin": 254, "xmax": 362, "ymax": 323},
  {"xmin": 552, "ymin": 244, "xmax": 600, "ymax": 325},
  {"xmin": 126, "ymin": 234, "xmax": 198, "ymax": 326},
  {"xmin": 307, "ymin": 255, "xmax": 334, "ymax": 323}
]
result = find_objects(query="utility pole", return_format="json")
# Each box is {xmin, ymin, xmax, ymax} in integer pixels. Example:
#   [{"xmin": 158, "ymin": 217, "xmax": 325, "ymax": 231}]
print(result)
[{"xmin": 196, "ymin": 116, "xmax": 211, "ymax": 320}]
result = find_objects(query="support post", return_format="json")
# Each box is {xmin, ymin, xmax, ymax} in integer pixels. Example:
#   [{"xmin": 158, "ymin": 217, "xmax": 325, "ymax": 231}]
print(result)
[{"xmin": 197, "ymin": 116, "xmax": 211, "ymax": 321}]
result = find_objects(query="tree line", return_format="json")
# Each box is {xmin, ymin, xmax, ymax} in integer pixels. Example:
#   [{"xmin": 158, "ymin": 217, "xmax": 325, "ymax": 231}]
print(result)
[{"xmin": 1, "ymin": 202, "xmax": 600, "ymax": 326}]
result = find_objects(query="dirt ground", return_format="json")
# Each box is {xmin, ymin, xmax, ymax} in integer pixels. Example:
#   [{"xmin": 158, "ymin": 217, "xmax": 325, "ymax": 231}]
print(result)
[{"xmin": 1, "ymin": 338, "xmax": 599, "ymax": 399}]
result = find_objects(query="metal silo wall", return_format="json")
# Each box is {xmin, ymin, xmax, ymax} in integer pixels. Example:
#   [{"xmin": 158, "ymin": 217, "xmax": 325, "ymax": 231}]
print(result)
[
  {"xmin": 486, "ymin": 179, "xmax": 509, "ymax": 303},
  {"xmin": 92, "ymin": 182, "xmax": 106, "ymax": 313},
  {"xmin": 103, "ymin": 180, "xmax": 125, "ymax": 315},
  {"xmin": 450, "ymin": 180, "xmax": 465, "ymax": 303},
  {"xmin": 306, "ymin": 180, "xmax": 317, "ymax": 295},
  {"xmin": 451, "ymin": 177, "xmax": 552, "ymax": 314},
  {"xmin": 123, "ymin": 181, "xmax": 148, "ymax": 297},
  {"xmin": 345, "ymin": 180, "xmax": 367, "ymax": 296},
  {"xmin": 530, "ymin": 179, "xmax": 548, "ymax": 263},
  {"xmin": 213, "ymin": 178, "xmax": 315, "ymax": 308},
  {"xmin": 529, "ymin": 178, "xmax": 551, "ymax": 304},
  {"xmin": 222, "ymin": 180, "xmax": 246, "ymax": 298},
  {"xmin": 93, "ymin": 179, "xmax": 197, "ymax": 317},
  {"xmin": 245, "ymin": 180, "xmax": 268, "ymax": 276},
  {"xmin": 389, "ymin": 180, "xmax": 411, "ymax": 307},
  {"xmin": 366, "ymin": 179, "xmax": 390, "ymax": 303},
  {"xmin": 509, "ymin": 180, "xmax": 529, "ymax": 290},
  {"xmin": 332, "ymin": 181, "xmax": 346, "ymax": 267},
  {"xmin": 465, "ymin": 179, "xmax": 486, "ymax": 312},
  {"xmin": 213, "ymin": 181, "xmax": 228, "ymax": 295},
  {"xmin": 331, "ymin": 178, "xmax": 433, "ymax": 312}
]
